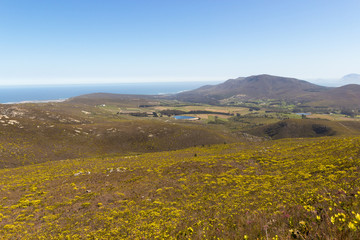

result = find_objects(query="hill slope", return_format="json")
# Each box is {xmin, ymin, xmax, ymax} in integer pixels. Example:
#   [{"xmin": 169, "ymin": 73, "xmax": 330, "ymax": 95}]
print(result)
[
  {"xmin": 247, "ymin": 118, "xmax": 360, "ymax": 139},
  {"xmin": 0, "ymin": 137, "xmax": 359, "ymax": 239},
  {"xmin": 0, "ymin": 102, "xmax": 241, "ymax": 168},
  {"xmin": 309, "ymin": 84, "xmax": 360, "ymax": 108}
]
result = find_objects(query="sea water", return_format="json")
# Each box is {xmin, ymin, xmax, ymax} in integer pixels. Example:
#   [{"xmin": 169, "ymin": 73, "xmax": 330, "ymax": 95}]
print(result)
[{"xmin": 0, "ymin": 81, "xmax": 220, "ymax": 104}]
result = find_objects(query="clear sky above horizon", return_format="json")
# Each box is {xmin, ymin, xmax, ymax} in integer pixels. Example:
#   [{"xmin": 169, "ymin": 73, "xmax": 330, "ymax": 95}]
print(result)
[{"xmin": 0, "ymin": 0, "xmax": 359, "ymax": 85}]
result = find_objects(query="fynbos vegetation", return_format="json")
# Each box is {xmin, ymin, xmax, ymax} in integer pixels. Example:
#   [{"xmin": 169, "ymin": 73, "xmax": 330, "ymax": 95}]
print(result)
[{"xmin": 0, "ymin": 136, "xmax": 359, "ymax": 239}]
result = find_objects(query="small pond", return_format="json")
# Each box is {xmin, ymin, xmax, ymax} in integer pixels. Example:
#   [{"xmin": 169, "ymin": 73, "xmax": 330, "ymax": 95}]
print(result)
[
  {"xmin": 173, "ymin": 116, "xmax": 198, "ymax": 120},
  {"xmin": 295, "ymin": 112, "xmax": 312, "ymax": 116}
]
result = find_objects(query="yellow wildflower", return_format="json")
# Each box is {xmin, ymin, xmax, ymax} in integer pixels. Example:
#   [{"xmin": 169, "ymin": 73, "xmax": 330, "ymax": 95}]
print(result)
[{"xmin": 348, "ymin": 222, "xmax": 357, "ymax": 231}]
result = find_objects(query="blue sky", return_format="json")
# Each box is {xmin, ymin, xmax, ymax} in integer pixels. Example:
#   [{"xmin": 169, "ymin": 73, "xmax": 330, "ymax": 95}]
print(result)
[{"xmin": 0, "ymin": 0, "xmax": 359, "ymax": 85}]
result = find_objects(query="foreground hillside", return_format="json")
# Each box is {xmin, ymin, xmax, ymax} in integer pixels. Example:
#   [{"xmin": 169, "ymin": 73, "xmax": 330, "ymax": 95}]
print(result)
[{"xmin": 0, "ymin": 136, "xmax": 359, "ymax": 239}]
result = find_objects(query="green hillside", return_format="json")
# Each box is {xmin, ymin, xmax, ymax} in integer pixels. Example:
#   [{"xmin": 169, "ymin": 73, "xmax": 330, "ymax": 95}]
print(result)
[{"xmin": 0, "ymin": 136, "xmax": 359, "ymax": 239}]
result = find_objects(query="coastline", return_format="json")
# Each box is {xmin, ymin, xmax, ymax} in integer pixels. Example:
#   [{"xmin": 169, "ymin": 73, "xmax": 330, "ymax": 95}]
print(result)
[
  {"xmin": 0, "ymin": 81, "xmax": 221, "ymax": 104},
  {"xmin": 2, "ymin": 99, "xmax": 68, "ymax": 105}
]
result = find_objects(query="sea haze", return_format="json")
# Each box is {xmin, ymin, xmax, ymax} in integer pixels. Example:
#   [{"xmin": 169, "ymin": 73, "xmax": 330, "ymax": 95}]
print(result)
[{"xmin": 0, "ymin": 81, "xmax": 221, "ymax": 104}]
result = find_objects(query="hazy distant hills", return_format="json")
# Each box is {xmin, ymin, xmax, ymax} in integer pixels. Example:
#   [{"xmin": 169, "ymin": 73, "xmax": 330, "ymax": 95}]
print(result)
[
  {"xmin": 339, "ymin": 73, "xmax": 360, "ymax": 85},
  {"xmin": 174, "ymin": 74, "xmax": 360, "ymax": 108},
  {"xmin": 310, "ymin": 73, "xmax": 360, "ymax": 87}
]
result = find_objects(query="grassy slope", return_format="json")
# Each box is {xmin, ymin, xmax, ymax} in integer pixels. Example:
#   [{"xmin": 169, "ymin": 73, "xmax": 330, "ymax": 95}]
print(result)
[{"xmin": 0, "ymin": 136, "xmax": 359, "ymax": 239}]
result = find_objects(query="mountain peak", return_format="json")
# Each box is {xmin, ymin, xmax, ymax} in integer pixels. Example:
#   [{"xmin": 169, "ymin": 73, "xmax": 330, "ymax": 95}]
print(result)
[{"xmin": 175, "ymin": 74, "xmax": 327, "ymax": 104}]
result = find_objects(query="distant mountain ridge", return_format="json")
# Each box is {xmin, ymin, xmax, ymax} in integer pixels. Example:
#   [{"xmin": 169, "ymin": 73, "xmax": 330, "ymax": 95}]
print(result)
[{"xmin": 174, "ymin": 74, "xmax": 360, "ymax": 108}]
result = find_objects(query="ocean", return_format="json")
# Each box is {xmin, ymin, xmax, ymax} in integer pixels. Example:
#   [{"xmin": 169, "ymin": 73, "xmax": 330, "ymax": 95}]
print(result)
[{"xmin": 0, "ymin": 81, "xmax": 220, "ymax": 104}]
